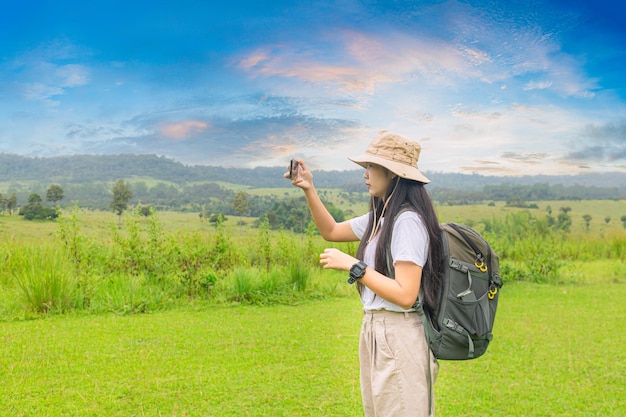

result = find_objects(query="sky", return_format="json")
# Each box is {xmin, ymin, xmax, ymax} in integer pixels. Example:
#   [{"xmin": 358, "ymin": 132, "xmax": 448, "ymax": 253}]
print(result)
[{"xmin": 1, "ymin": 0, "xmax": 625, "ymax": 176}]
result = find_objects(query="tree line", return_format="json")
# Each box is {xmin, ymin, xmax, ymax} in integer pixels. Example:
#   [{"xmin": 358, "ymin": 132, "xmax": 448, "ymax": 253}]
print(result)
[
  {"xmin": 2, "ymin": 178, "xmax": 622, "ymax": 216},
  {"xmin": 2, "ymin": 153, "xmax": 625, "ymax": 192}
]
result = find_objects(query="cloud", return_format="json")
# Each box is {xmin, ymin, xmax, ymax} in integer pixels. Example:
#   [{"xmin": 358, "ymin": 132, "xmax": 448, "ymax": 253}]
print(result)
[
  {"xmin": 160, "ymin": 121, "xmax": 209, "ymax": 140},
  {"xmin": 501, "ymin": 152, "xmax": 550, "ymax": 164},
  {"xmin": 451, "ymin": 105, "xmax": 502, "ymax": 121},
  {"xmin": 565, "ymin": 119, "xmax": 626, "ymax": 162},
  {"xmin": 65, "ymin": 123, "xmax": 126, "ymax": 139},
  {"xmin": 233, "ymin": 4, "xmax": 599, "ymax": 104},
  {"xmin": 55, "ymin": 64, "xmax": 89, "ymax": 87},
  {"xmin": 459, "ymin": 163, "xmax": 517, "ymax": 175},
  {"xmin": 524, "ymin": 80, "xmax": 553, "ymax": 91},
  {"xmin": 7, "ymin": 39, "xmax": 91, "ymax": 105},
  {"xmin": 235, "ymin": 28, "xmax": 480, "ymax": 95},
  {"xmin": 79, "ymin": 97, "xmax": 365, "ymax": 168},
  {"xmin": 22, "ymin": 83, "xmax": 66, "ymax": 104}
]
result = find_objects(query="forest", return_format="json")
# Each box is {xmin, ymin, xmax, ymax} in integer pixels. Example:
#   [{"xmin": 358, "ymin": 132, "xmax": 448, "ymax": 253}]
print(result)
[{"xmin": 0, "ymin": 153, "xmax": 624, "ymax": 220}]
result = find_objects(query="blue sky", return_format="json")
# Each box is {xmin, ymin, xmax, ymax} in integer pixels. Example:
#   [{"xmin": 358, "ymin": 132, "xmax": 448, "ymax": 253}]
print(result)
[{"xmin": 1, "ymin": 0, "xmax": 625, "ymax": 176}]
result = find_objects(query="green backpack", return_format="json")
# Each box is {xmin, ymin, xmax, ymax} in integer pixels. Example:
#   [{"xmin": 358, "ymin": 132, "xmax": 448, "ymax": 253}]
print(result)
[
  {"xmin": 417, "ymin": 222, "xmax": 503, "ymax": 360},
  {"xmin": 389, "ymin": 210, "xmax": 503, "ymax": 360}
]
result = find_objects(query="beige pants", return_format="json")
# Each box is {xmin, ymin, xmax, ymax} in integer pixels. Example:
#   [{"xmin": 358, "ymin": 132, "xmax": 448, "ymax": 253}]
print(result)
[{"xmin": 359, "ymin": 310, "xmax": 438, "ymax": 417}]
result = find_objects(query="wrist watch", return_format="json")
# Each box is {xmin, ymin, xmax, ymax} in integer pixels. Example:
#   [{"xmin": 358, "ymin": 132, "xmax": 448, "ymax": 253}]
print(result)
[{"xmin": 348, "ymin": 261, "xmax": 367, "ymax": 284}]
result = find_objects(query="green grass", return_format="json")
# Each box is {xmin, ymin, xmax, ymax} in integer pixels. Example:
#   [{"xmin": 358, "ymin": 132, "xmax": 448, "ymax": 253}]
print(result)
[
  {"xmin": 436, "ymin": 199, "xmax": 626, "ymax": 235},
  {"xmin": 1, "ymin": 200, "xmax": 624, "ymax": 415},
  {"xmin": 1, "ymin": 282, "xmax": 624, "ymax": 416},
  {"xmin": 1, "ymin": 199, "xmax": 624, "ymax": 245}
]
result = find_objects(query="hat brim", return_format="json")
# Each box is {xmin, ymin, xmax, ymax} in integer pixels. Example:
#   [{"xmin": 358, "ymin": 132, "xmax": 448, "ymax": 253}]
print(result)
[{"xmin": 349, "ymin": 154, "xmax": 430, "ymax": 184}]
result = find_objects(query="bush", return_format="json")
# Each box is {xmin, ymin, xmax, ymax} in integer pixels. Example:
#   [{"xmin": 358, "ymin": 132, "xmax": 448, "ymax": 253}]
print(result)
[{"xmin": 19, "ymin": 204, "xmax": 58, "ymax": 220}]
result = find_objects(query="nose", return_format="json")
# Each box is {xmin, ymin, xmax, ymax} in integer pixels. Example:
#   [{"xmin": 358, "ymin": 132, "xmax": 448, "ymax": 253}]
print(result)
[{"xmin": 363, "ymin": 169, "xmax": 369, "ymax": 179}]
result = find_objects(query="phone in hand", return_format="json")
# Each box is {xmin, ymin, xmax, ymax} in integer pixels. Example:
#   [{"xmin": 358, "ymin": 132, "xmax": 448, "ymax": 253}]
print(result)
[{"xmin": 289, "ymin": 159, "xmax": 300, "ymax": 179}]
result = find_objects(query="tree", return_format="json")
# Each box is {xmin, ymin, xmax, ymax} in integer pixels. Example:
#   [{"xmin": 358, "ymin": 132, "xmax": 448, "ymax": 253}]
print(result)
[
  {"xmin": 27, "ymin": 193, "xmax": 43, "ymax": 204},
  {"xmin": 233, "ymin": 191, "xmax": 250, "ymax": 216},
  {"xmin": 110, "ymin": 179, "xmax": 133, "ymax": 226},
  {"xmin": 46, "ymin": 184, "xmax": 64, "ymax": 204},
  {"xmin": 582, "ymin": 214, "xmax": 592, "ymax": 231},
  {"xmin": 7, "ymin": 193, "xmax": 17, "ymax": 215},
  {"xmin": 137, "ymin": 204, "xmax": 153, "ymax": 217},
  {"xmin": 556, "ymin": 207, "xmax": 572, "ymax": 232}
]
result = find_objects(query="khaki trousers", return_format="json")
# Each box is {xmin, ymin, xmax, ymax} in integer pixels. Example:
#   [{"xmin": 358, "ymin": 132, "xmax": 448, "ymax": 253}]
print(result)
[{"xmin": 359, "ymin": 310, "xmax": 438, "ymax": 417}]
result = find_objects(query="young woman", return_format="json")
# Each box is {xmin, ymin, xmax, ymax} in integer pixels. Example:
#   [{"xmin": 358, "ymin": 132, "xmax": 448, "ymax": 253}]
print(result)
[{"xmin": 287, "ymin": 130, "xmax": 443, "ymax": 417}]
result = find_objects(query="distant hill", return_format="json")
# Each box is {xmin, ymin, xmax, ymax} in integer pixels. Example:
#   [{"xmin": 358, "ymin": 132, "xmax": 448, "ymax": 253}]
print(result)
[{"xmin": 1, "ymin": 152, "xmax": 624, "ymax": 192}]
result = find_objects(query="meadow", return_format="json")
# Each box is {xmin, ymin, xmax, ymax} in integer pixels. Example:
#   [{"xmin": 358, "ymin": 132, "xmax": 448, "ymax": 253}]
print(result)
[
  {"xmin": 1, "ymin": 284, "xmax": 624, "ymax": 416},
  {"xmin": 1, "ymin": 199, "xmax": 625, "ymax": 415}
]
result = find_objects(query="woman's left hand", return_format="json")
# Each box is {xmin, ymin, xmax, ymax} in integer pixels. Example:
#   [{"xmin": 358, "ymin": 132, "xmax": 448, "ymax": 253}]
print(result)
[{"xmin": 319, "ymin": 248, "xmax": 358, "ymax": 271}]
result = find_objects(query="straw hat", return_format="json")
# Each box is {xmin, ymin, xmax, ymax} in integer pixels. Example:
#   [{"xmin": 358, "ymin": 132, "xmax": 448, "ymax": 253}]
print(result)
[{"xmin": 349, "ymin": 130, "xmax": 430, "ymax": 183}]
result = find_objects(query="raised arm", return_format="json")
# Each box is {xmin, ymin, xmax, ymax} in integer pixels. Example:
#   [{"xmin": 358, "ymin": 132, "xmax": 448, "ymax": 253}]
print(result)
[{"xmin": 286, "ymin": 159, "xmax": 358, "ymax": 242}]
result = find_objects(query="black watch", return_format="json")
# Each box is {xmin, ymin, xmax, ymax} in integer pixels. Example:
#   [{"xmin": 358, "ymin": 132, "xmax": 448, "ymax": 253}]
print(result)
[{"xmin": 348, "ymin": 261, "xmax": 367, "ymax": 284}]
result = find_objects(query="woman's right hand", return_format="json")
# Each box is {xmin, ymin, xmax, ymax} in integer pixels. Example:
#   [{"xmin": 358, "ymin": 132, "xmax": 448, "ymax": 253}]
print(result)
[{"xmin": 284, "ymin": 159, "xmax": 313, "ymax": 190}]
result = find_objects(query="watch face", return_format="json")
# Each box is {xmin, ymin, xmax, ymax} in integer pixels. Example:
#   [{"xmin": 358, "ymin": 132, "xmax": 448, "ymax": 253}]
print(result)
[
  {"xmin": 351, "ymin": 262, "xmax": 366, "ymax": 278},
  {"xmin": 348, "ymin": 262, "xmax": 366, "ymax": 284}
]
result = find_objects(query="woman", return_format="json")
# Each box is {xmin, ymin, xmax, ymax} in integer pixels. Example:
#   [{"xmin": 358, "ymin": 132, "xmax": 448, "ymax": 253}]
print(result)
[{"xmin": 288, "ymin": 130, "xmax": 443, "ymax": 417}]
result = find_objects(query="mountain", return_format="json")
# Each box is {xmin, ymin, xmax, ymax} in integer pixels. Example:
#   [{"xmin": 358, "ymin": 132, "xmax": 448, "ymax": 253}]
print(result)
[{"xmin": 1, "ymin": 152, "xmax": 624, "ymax": 191}]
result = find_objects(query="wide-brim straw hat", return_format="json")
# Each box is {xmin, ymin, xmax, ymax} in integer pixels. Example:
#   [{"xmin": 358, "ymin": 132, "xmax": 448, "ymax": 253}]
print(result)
[{"xmin": 348, "ymin": 130, "xmax": 431, "ymax": 184}]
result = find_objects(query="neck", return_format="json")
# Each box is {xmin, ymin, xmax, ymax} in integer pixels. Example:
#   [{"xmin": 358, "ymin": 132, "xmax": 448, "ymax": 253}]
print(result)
[{"xmin": 367, "ymin": 177, "xmax": 400, "ymax": 243}]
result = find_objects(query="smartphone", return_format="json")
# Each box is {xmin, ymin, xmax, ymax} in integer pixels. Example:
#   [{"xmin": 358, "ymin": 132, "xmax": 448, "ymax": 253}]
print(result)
[{"xmin": 289, "ymin": 159, "xmax": 300, "ymax": 179}]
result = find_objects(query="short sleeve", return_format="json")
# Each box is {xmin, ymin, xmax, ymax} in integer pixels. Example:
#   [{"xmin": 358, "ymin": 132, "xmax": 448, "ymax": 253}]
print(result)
[
  {"xmin": 390, "ymin": 211, "xmax": 429, "ymax": 268},
  {"xmin": 349, "ymin": 212, "xmax": 370, "ymax": 240}
]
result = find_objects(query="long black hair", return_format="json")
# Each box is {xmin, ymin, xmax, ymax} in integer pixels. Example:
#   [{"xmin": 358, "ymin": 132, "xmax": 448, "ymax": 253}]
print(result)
[{"xmin": 355, "ymin": 176, "xmax": 443, "ymax": 311}]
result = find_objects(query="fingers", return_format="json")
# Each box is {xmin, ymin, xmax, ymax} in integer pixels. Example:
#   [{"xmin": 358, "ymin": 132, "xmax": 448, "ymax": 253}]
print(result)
[
  {"xmin": 285, "ymin": 159, "xmax": 307, "ymax": 182},
  {"xmin": 319, "ymin": 248, "xmax": 353, "ymax": 271},
  {"xmin": 319, "ymin": 248, "xmax": 333, "ymax": 268}
]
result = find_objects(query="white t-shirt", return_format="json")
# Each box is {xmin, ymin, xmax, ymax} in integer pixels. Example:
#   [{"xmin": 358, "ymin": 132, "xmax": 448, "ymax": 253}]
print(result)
[{"xmin": 349, "ymin": 210, "xmax": 429, "ymax": 312}]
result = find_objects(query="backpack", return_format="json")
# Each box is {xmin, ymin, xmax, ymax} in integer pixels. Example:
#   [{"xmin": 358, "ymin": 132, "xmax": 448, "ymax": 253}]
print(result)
[
  {"xmin": 389, "ymin": 209, "xmax": 503, "ymax": 360},
  {"xmin": 417, "ymin": 222, "xmax": 503, "ymax": 360}
]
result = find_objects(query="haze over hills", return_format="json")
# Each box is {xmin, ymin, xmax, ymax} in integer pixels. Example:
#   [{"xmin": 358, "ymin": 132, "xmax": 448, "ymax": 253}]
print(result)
[
  {"xmin": 1, "ymin": 153, "xmax": 625, "ymax": 190},
  {"xmin": 0, "ymin": 153, "xmax": 624, "ymax": 191}
]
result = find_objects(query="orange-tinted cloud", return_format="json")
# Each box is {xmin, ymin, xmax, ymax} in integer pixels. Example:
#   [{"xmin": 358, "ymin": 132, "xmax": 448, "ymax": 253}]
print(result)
[
  {"xmin": 236, "ymin": 30, "xmax": 483, "ymax": 93},
  {"xmin": 160, "ymin": 120, "xmax": 209, "ymax": 140}
]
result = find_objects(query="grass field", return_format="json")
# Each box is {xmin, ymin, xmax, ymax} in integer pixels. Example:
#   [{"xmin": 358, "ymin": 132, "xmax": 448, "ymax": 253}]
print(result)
[
  {"xmin": 1, "ymin": 200, "xmax": 625, "ymax": 415},
  {"xmin": 1, "ymin": 282, "xmax": 625, "ymax": 416},
  {"xmin": 1, "ymin": 199, "xmax": 624, "ymax": 245}
]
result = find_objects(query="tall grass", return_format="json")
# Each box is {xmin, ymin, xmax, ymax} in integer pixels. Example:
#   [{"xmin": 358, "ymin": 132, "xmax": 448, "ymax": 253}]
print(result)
[
  {"xmin": 9, "ymin": 245, "xmax": 81, "ymax": 314},
  {"xmin": 290, "ymin": 260, "xmax": 310, "ymax": 291},
  {"xmin": 0, "ymin": 206, "xmax": 624, "ymax": 319},
  {"xmin": 481, "ymin": 210, "xmax": 625, "ymax": 283}
]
